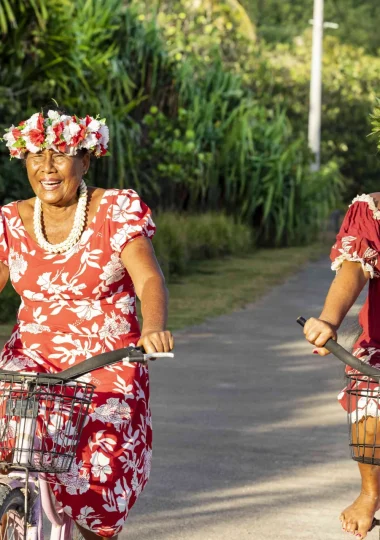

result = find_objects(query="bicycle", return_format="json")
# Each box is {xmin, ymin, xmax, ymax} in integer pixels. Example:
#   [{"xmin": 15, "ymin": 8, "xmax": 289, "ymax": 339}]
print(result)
[
  {"xmin": 297, "ymin": 316, "xmax": 380, "ymax": 535},
  {"xmin": 0, "ymin": 345, "xmax": 174, "ymax": 540}
]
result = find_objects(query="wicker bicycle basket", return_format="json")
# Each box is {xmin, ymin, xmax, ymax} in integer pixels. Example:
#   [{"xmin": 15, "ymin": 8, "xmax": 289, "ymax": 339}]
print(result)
[
  {"xmin": 0, "ymin": 372, "xmax": 94, "ymax": 473},
  {"xmin": 346, "ymin": 372, "xmax": 380, "ymax": 465}
]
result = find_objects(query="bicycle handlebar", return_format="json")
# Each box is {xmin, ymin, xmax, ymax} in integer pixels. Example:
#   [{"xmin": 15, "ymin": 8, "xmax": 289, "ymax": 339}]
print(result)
[
  {"xmin": 297, "ymin": 316, "xmax": 380, "ymax": 378},
  {"xmin": 0, "ymin": 347, "xmax": 175, "ymax": 383}
]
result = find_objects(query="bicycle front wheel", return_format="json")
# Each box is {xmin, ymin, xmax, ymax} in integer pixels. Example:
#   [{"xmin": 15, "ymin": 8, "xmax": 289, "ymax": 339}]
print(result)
[{"xmin": 0, "ymin": 486, "xmax": 25, "ymax": 540}]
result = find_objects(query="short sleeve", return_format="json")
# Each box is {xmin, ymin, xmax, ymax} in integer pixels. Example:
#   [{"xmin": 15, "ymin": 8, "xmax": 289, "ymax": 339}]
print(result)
[
  {"xmin": 109, "ymin": 189, "xmax": 156, "ymax": 253},
  {"xmin": 0, "ymin": 209, "xmax": 9, "ymax": 265},
  {"xmin": 330, "ymin": 195, "xmax": 380, "ymax": 278}
]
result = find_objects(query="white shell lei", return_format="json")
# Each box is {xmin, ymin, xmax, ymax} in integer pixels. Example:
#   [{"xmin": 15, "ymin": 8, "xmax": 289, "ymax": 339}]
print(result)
[
  {"xmin": 33, "ymin": 180, "xmax": 88, "ymax": 253},
  {"xmin": 350, "ymin": 194, "xmax": 380, "ymax": 220}
]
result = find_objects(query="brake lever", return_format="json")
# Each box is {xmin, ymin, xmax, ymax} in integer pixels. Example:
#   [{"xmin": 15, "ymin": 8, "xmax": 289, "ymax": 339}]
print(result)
[
  {"xmin": 125, "ymin": 348, "xmax": 175, "ymax": 365},
  {"xmin": 125, "ymin": 346, "xmax": 147, "ymax": 365}
]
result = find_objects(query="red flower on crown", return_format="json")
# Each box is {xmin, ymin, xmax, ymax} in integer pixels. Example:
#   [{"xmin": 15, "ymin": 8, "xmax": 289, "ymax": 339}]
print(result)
[
  {"xmin": 28, "ymin": 113, "xmax": 45, "ymax": 147},
  {"xmin": 71, "ymin": 124, "xmax": 87, "ymax": 147},
  {"xmin": 12, "ymin": 128, "xmax": 23, "ymax": 140},
  {"xmin": 52, "ymin": 122, "xmax": 64, "ymax": 145}
]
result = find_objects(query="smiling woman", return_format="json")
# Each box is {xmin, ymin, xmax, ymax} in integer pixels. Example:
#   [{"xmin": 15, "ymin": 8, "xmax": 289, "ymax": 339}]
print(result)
[{"xmin": 0, "ymin": 107, "xmax": 174, "ymax": 540}]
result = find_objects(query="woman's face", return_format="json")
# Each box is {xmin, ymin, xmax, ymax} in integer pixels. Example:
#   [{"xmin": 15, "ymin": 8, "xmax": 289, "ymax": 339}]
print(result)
[{"xmin": 25, "ymin": 149, "xmax": 90, "ymax": 206}]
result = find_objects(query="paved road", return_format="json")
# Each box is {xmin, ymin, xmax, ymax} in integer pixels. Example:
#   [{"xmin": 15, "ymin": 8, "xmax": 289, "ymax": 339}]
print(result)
[{"xmin": 123, "ymin": 257, "xmax": 374, "ymax": 540}]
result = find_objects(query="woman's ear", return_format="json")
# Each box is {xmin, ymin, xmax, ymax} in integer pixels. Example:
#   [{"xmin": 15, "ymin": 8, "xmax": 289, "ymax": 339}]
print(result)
[{"xmin": 82, "ymin": 152, "xmax": 90, "ymax": 175}]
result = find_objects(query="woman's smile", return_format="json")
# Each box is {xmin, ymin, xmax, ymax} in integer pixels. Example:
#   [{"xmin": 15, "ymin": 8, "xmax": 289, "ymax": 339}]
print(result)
[{"xmin": 40, "ymin": 178, "xmax": 63, "ymax": 191}]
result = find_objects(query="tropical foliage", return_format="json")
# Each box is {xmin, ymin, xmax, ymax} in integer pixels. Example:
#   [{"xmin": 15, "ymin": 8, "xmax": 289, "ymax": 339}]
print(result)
[
  {"xmin": 253, "ymin": 33, "xmax": 380, "ymax": 200},
  {"xmin": 243, "ymin": 0, "xmax": 380, "ymax": 54},
  {"xmin": 0, "ymin": 0, "xmax": 343, "ymax": 250}
]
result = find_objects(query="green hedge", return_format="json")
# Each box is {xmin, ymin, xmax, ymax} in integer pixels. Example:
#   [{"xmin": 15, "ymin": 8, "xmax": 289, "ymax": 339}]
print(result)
[{"xmin": 153, "ymin": 212, "xmax": 254, "ymax": 277}]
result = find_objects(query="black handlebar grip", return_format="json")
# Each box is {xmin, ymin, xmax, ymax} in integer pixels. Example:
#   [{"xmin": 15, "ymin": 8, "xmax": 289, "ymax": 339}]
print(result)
[
  {"xmin": 297, "ymin": 316, "xmax": 380, "ymax": 378},
  {"xmin": 58, "ymin": 346, "xmax": 147, "ymax": 381}
]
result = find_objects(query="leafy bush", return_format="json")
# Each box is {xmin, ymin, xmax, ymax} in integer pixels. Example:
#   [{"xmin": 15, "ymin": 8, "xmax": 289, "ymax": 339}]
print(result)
[
  {"xmin": 153, "ymin": 212, "xmax": 254, "ymax": 278},
  {"xmin": 0, "ymin": 0, "xmax": 343, "ymax": 248},
  {"xmin": 252, "ymin": 33, "xmax": 380, "ymax": 200}
]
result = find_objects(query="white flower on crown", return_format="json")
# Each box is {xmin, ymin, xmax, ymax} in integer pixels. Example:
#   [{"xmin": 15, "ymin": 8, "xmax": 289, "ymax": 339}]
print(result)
[
  {"xmin": 87, "ymin": 119, "xmax": 101, "ymax": 132},
  {"xmin": 24, "ymin": 112, "xmax": 41, "ymax": 130},
  {"xmin": 3, "ymin": 128, "xmax": 16, "ymax": 147},
  {"xmin": 24, "ymin": 136, "xmax": 42, "ymax": 154},
  {"xmin": 98, "ymin": 124, "xmax": 109, "ymax": 146},
  {"xmin": 44, "ymin": 127, "xmax": 55, "ymax": 145},
  {"xmin": 81, "ymin": 132, "xmax": 98, "ymax": 150},
  {"xmin": 47, "ymin": 110, "xmax": 61, "ymax": 122},
  {"xmin": 63, "ymin": 122, "xmax": 81, "ymax": 144}
]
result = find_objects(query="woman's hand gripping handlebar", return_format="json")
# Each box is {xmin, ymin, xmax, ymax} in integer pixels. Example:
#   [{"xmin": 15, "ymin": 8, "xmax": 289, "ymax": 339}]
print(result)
[{"xmin": 297, "ymin": 316, "xmax": 380, "ymax": 378}]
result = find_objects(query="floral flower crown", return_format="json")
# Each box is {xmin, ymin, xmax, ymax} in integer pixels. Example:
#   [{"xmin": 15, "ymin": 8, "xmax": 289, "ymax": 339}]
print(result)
[{"xmin": 2, "ymin": 110, "xmax": 109, "ymax": 159}]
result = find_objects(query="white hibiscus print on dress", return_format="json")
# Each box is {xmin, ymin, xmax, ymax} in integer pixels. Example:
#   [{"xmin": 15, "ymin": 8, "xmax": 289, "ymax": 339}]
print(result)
[
  {"xmin": 99, "ymin": 312, "xmax": 131, "ymax": 348},
  {"xmin": 75, "ymin": 506, "xmax": 102, "ymax": 530},
  {"xmin": 115, "ymin": 294, "xmax": 134, "ymax": 315},
  {"xmin": 91, "ymin": 398, "xmax": 131, "ymax": 431},
  {"xmin": 57, "ymin": 459, "xmax": 90, "ymax": 496},
  {"xmin": 90, "ymin": 451, "xmax": 112, "ymax": 483},
  {"xmin": 99, "ymin": 253, "xmax": 125, "ymax": 285},
  {"xmin": 110, "ymin": 219, "xmax": 154, "ymax": 253},
  {"xmin": 70, "ymin": 300, "xmax": 103, "ymax": 321},
  {"xmin": 112, "ymin": 193, "xmax": 142, "ymax": 223},
  {"xmin": 19, "ymin": 322, "xmax": 50, "ymax": 334},
  {"xmin": 9, "ymin": 248, "xmax": 27, "ymax": 282}
]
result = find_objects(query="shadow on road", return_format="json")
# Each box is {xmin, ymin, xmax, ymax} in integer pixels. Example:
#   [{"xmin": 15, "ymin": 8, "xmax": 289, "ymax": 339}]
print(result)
[{"xmin": 125, "ymin": 258, "xmax": 370, "ymax": 539}]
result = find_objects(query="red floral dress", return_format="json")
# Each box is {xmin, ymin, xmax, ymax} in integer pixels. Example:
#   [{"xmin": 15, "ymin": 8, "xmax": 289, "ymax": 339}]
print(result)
[
  {"xmin": 331, "ymin": 194, "xmax": 380, "ymax": 421},
  {"xmin": 0, "ymin": 188, "xmax": 156, "ymax": 537}
]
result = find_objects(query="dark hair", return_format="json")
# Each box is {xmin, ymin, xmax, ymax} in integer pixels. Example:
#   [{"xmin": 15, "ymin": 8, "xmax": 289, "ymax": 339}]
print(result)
[{"xmin": 41, "ymin": 102, "xmax": 71, "ymax": 117}]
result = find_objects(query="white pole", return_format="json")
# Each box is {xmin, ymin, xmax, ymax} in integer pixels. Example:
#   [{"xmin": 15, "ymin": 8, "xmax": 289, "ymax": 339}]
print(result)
[{"xmin": 308, "ymin": 0, "xmax": 324, "ymax": 171}]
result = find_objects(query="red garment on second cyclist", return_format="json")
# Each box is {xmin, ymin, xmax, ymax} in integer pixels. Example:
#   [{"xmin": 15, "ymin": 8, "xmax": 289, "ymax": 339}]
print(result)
[{"xmin": 331, "ymin": 194, "xmax": 380, "ymax": 419}]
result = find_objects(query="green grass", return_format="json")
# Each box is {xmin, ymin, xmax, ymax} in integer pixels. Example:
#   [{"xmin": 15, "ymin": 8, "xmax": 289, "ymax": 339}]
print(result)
[{"xmin": 165, "ymin": 240, "xmax": 331, "ymax": 330}]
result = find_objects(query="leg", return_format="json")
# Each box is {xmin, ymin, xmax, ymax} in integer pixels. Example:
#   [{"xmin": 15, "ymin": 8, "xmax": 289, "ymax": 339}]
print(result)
[
  {"xmin": 75, "ymin": 522, "xmax": 118, "ymax": 540},
  {"xmin": 340, "ymin": 462, "xmax": 380, "ymax": 538}
]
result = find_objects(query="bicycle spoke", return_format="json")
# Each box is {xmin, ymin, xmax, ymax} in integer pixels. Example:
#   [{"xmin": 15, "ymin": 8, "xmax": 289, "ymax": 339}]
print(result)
[{"xmin": 0, "ymin": 510, "xmax": 24, "ymax": 540}]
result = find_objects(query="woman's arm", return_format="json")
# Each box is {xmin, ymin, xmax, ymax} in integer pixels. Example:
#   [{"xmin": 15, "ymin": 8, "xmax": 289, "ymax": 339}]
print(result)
[
  {"xmin": 121, "ymin": 237, "xmax": 174, "ymax": 353},
  {"xmin": 304, "ymin": 260, "xmax": 369, "ymax": 355}
]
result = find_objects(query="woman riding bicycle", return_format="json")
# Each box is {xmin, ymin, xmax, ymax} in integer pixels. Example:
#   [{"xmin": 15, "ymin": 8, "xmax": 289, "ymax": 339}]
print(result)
[
  {"xmin": 304, "ymin": 194, "xmax": 380, "ymax": 539},
  {"xmin": 0, "ymin": 106, "xmax": 174, "ymax": 539}
]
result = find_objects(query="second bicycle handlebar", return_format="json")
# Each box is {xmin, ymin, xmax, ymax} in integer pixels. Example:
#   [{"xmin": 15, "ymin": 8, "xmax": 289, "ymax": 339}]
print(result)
[{"xmin": 297, "ymin": 316, "xmax": 380, "ymax": 378}]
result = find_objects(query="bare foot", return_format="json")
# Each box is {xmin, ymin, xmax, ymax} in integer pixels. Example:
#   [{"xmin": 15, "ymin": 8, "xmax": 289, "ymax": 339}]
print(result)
[{"xmin": 340, "ymin": 493, "xmax": 380, "ymax": 538}]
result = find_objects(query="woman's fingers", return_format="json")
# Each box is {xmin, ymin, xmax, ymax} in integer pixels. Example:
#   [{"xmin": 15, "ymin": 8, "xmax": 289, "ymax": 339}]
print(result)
[
  {"xmin": 313, "ymin": 347, "xmax": 331, "ymax": 356},
  {"xmin": 137, "ymin": 330, "xmax": 174, "ymax": 358},
  {"xmin": 303, "ymin": 317, "xmax": 337, "ymax": 354}
]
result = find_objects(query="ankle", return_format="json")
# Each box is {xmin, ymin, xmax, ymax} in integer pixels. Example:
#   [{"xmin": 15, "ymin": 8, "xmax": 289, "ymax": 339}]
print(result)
[{"xmin": 360, "ymin": 490, "xmax": 379, "ymax": 501}]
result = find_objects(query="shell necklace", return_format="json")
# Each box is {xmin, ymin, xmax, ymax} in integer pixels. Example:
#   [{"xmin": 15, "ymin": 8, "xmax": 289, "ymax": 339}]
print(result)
[{"xmin": 33, "ymin": 179, "xmax": 88, "ymax": 253}]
